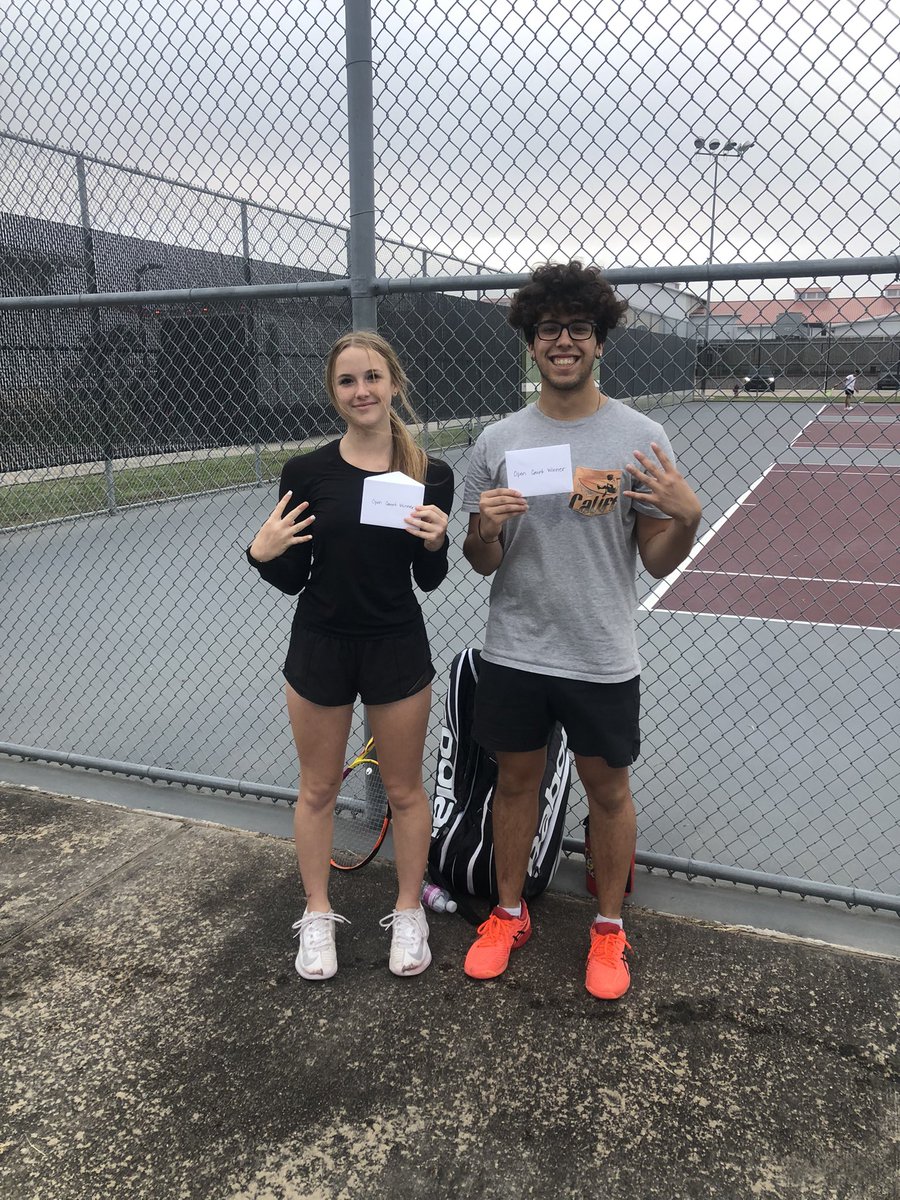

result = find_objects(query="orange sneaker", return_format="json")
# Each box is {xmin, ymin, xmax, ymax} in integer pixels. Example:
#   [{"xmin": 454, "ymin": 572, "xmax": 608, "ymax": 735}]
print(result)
[
  {"xmin": 464, "ymin": 902, "xmax": 532, "ymax": 979},
  {"xmin": 585, "ymin": 921, "xmax": 631, "ymax": 999}
]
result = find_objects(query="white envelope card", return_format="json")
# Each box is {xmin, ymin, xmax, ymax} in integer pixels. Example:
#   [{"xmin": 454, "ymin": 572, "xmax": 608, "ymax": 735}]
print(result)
[
  {"xmin": 504, "ymin": 444, "xmax": 573, "ymax": 496},
  {"xmin": 360, "ymin": 471, "xmax": 426, "ymax": 529}
]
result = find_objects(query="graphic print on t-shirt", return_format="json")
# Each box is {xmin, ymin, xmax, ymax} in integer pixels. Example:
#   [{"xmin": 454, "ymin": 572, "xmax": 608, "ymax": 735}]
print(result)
[{"xmin": 568, "ymin": 467, "xmax": 621, "ymax": 516}]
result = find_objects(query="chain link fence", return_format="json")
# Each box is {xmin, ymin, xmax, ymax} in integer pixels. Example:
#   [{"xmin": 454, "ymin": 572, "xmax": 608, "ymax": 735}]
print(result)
[{"xmin": 1, "ymin": 0, "xmax": 899, "ymax": 913}]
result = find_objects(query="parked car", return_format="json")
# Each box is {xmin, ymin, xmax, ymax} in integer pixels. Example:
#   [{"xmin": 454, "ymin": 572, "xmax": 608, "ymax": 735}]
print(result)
[
  {"xmin": 875, "ymin": 367, "xmax": 900, "ymax": 390},
  {"xmin": 743, "ymin": 370, "xmax": 777, "ymax": 393}
]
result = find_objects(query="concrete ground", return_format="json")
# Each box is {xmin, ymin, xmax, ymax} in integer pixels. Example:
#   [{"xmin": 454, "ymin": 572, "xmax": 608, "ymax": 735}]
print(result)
[{"xmin": 2, "ymin": 783, "xmax": 899, "ymax": 1200}]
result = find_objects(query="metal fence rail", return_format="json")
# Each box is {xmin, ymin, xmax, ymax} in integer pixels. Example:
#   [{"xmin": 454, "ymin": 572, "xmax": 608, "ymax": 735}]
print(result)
[
  {"xmin": 1, "ymin": 0, "xmax": 899, "ymax": 914},
  {"xmin": 2, "ymin": 272, "xmax": 899, "ymax": 916}
]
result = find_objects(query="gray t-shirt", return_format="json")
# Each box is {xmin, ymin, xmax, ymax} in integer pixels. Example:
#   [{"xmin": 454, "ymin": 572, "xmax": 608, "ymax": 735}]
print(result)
[{"xmin": 463, "ymin": 399, "xmax": 673, "ymax": 683}]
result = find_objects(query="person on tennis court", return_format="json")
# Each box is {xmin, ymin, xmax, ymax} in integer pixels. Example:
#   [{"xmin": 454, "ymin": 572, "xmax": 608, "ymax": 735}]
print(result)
[
  {"xmin": 462, "ymin": 261, "xmax": 702, "ymax": 999},
  {"xmin": 247, "ymin": 331, "xmax": 454, "ymax": 981},
  {"xmin": 843, "ymin": 372, "xmax": 857, "ymax": 409}
]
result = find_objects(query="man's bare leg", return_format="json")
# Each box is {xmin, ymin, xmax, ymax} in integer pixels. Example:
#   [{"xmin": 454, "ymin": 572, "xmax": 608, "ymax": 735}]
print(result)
[
  {"xmin": 575, "ymin": 755, "xmax": 636, "ymax": 919},
  {"xmin": 492, "ymin": 748, "xmax": 547, "ymax": 907}
]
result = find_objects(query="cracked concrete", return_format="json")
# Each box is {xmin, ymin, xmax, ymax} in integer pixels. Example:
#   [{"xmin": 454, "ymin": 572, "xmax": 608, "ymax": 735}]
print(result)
[{"xmin": 1, "ymin": 784, "xmax": 898, "ymax": 1200}]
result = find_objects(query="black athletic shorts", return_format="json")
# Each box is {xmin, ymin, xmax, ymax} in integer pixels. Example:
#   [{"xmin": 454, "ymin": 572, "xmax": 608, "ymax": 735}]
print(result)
[
  {"xmin": 284, "ymin": 625, "xmax": 434, "ymax": 707},
  {"xmin": 473, "ymin": 659, "xmax": 640, "ymax": 765}
]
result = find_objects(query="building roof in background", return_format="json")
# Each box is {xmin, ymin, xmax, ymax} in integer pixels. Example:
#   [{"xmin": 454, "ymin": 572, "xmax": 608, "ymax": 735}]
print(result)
[{"xmin": 691, "ymin": 284, "xmax": 900, "ymax": 326}]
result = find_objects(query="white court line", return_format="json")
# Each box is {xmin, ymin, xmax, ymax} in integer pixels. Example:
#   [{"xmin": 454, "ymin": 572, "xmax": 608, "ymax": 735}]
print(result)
[
  {"xmin": 687, "ymin": 568, "xmax": 900, "ymax": 588},
  {"xmin": 639, "ymin": 465, "xmax": 772, "ymax": 612},
  {"xmin": 768, "ymin": 463, "xmax": 900, "ymax": 477},
  {"xmin": 643, "ymin": 609, "xmax": 900, "ymax": 635},
  {"xmin": 819, "ymin": 416, "xmax": 900, "ymax": 424},
  {"xmin": 792, "ymin": 440, "xmax": 900, "ymax": 451}
]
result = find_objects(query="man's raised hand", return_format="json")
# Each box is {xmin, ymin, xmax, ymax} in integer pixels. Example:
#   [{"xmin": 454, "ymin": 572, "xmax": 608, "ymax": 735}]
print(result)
[{"xmin": 624, "ymin": 444, "xmax": 702, "ymax": 526}]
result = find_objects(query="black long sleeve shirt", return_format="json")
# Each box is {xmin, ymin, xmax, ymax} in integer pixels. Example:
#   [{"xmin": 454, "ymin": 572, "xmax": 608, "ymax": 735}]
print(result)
[{"xmin": 249, "ymin": 439, "xmax": 455, "ymax": 639}]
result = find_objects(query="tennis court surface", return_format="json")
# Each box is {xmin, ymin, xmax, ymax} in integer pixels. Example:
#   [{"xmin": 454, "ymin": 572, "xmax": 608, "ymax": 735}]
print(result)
[{"xmin": 646, "ymin": 402, "xmax": 900, "ymax": 630}]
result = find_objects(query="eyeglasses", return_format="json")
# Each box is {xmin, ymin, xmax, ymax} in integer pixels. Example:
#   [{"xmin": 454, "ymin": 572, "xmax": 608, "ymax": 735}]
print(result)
[{"xmin": 534, "ymin": 320, "xmax": 597, "ymax": 341}]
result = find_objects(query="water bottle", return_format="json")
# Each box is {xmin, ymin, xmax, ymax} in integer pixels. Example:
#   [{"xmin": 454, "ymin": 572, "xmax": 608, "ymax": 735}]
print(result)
[{"xmin": 421, "ymin": 882, "xmax": 457, "ymax": 913}]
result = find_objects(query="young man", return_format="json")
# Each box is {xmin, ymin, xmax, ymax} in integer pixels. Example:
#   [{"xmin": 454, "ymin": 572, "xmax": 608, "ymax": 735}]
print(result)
[{"xmin": 461, "ymin": 262, "xmax": 702, "ymax": 1000}]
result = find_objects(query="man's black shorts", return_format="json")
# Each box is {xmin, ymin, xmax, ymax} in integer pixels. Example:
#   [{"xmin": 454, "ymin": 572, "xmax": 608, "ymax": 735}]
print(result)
[
  {"xmin": 473, "ymin": 659, "xmax": 640, "ymax": 765},
  {"xmin": 284, "ymin": 625, "xmax": 434, "ymax": 707}
]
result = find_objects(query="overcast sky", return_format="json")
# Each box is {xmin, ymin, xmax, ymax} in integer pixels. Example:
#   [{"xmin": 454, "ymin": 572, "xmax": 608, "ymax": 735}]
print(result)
[{"xmin": 1, "ymin": 0, "xmax": 897, "ymax": 300}]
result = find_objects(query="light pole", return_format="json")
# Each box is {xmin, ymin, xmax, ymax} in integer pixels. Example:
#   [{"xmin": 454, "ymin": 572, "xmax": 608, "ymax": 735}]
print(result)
[{"xmin": 693, "ymin": 136, "xmax": 754, "ymax": 393}]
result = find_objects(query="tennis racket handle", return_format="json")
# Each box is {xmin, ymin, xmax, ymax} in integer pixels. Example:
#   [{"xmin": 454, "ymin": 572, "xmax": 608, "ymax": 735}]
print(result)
[{"xmin": 421, "ymin": 883, "xmax": 457, "ymax": 913}]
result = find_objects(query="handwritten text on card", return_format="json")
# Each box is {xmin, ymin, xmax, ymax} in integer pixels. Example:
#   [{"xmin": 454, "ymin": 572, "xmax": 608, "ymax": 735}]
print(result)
[
  {"xmin": 360, "ymin": 471, "xmax": 425, "ymax": 529},
  {"xmin": 504, "ymin": 444, "xmax": 573, "ymax": 496}
]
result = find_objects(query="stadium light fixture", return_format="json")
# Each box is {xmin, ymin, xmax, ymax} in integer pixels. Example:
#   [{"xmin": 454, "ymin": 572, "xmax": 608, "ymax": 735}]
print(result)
[{"xmin": 691, "ymin": 133, "xmax": 757, "ymax": 394}]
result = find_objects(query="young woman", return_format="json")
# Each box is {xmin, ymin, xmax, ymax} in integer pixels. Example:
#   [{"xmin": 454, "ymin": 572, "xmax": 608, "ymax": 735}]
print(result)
[{"xmin": 247, "ymin": 332, "xmax": 454, "ymax": 980}]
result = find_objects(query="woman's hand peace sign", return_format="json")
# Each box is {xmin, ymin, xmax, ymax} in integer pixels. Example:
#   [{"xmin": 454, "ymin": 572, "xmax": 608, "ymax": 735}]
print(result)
[{"xmin": 249, "ymin": 491, "xmax": 315, "ymax": 563}]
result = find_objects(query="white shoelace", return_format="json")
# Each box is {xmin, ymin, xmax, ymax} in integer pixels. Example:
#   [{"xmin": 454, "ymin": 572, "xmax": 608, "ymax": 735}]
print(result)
[
  {"xmin": 292, "ymin": 911, "xmax": 350, "ymax": 949},
  {"xmin": 379, "ymin": 909, "xmax": 426, "ymax": 947}
]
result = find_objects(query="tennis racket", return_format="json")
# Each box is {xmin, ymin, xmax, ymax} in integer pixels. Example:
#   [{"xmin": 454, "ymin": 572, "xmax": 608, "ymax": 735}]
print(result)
[{"xmin": 330, "ymin": 736, "xmax": 390, "ymax": 870}]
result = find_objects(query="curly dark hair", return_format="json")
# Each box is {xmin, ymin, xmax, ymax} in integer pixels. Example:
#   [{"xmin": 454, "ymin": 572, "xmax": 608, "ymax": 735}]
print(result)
[{"xmin": 508, "ymin": 261, "xmax": 629, "ymax": 344}]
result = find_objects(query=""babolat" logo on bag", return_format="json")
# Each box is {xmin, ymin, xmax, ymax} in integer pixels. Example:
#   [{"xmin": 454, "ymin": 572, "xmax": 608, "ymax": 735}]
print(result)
[
  {"xmin": 431, "ymin": 726, "xmax": 458, "ymax": 837},
  {"xmin": 528, "ymin": 734, "xmax": 569, "ymax": 875}
]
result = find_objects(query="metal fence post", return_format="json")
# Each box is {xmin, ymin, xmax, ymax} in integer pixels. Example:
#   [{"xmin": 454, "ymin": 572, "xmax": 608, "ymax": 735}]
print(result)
[
  {"xmin": 76, "ymin": 154, "xmax": 116, "ymax": 513},
  {"xmin": 345, "ymin": 0, "xmax": 377, "ymax": 332},
  {"xmin": 418, "ymin": 250, "xmax": 430, "ymax": 449},
  {"xmin": 241, "ymin": 201, "xmax": 263, "ymax": 485},
  {"xmin": 346, "ymin": 0, "xmax": 378, "ymax": 754}
]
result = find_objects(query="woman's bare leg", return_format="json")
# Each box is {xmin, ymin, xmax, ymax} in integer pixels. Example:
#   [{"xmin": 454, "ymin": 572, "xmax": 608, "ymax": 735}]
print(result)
[
  {"xmin": 285, "ymin": 683, "xmax": 353, "ymax": 911},
  {"xmin": 366, "ymin": 685, "xmax": 433, "ymax": 911}
]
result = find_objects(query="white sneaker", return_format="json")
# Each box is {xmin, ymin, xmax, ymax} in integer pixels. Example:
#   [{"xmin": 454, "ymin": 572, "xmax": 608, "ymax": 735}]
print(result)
[
  {"xmin": 379, "ymin": 906, "xmax": 432, "ymax": 976},
  {"xmin": 291, "ymin": 909, "xmax": 349, "ymax": 980}
]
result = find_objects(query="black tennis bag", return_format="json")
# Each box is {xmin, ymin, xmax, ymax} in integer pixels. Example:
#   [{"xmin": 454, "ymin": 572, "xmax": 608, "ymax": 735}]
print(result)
[{"xmin": 428, "ymin": 647, "xmax": 571, "ymax": 903}]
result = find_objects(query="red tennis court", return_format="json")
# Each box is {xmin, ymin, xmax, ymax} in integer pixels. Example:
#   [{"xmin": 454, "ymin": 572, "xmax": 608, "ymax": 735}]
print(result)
[
  {"xmin": 646, "ymin": 406, "xmax": 900, "ymax": 630},
  {"xmin": 792, "ymin": 407, "xmax": 900, "ymax": 451}
]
